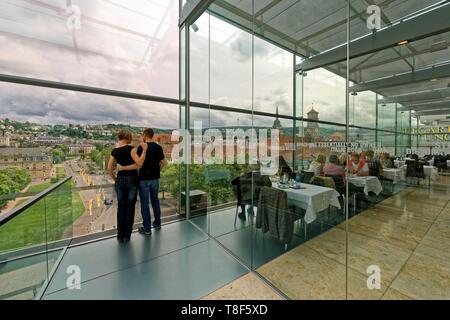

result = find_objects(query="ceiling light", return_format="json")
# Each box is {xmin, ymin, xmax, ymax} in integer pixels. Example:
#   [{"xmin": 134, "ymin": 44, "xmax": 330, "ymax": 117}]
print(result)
[
  {"xmin": 397, "ymin": 40, "xmax": 409, "ymax": 46},
  {"xmin": 351, "ymin": 92, "xmax": 358, "ymax": 96},
  {"xmin": 430, "ymin": 78, "xmax": 439, "ymax": 82}
]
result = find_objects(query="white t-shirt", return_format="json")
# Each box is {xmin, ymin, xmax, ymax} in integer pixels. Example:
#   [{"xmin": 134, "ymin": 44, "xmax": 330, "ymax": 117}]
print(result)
[
  {"xmin": 308, "ymin": 161, "xmax": 324, "ymax": 176},
  {"xmin": 351, "ymin": 162, "xmax": 369, "ymax": 175}
]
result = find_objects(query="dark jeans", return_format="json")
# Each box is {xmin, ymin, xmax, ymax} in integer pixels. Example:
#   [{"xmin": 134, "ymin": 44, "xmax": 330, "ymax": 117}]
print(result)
[
  {"xmin": 139, "ymin": 179, "xmax": 161, "ymax": 230},
  {"xmin": 115, "ymin": 176, "xmax": 138, "ymax": 240}
]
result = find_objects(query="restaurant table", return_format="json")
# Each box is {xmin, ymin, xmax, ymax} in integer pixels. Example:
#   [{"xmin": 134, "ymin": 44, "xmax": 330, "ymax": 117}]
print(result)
[
  {"xmin": 400, "ymin": 165, "xmax": 439, "ymax": 181},
  {"xmin": 347, "ymin": 176, "xmax": 383, "ymax": 195},
  {"xmin": 424, "ymin": 166, "xmax": 439, "ymax": 181},
  {"xmin": 382, "ymin": 168, "xmax": 405, "ymax": 184},
  {"xmin": 272, "ymin": 182, "xmax": 341, "ymax": 224},
  {"xmin": 394, "ymin": 160, "xmax": 406, "ymax": 168}
]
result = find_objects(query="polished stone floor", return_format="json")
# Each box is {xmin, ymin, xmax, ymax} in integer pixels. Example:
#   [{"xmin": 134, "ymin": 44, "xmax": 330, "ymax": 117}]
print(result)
[
  {"xmin": 3, "ymin": 177, "xmax": 448, "ymax": 300},
  {"xmin": 206, "ymin": 176, "xmax": 450, "ymax": 300},
  {"xmin": 201, "ymin": 273, "xmax": 282, "ymax": 300}
]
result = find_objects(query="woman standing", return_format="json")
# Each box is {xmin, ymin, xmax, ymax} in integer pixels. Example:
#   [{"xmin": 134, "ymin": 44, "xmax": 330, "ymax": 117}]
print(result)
[{"xmin": 107, "ymin": 130, "xmax": 147, "ymax": 243}]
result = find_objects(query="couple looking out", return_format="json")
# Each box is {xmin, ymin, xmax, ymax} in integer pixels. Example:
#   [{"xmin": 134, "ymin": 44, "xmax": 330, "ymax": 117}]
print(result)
[{"xmin": 107, "ymin": 128, "xmax": 165, "ymax": 243}]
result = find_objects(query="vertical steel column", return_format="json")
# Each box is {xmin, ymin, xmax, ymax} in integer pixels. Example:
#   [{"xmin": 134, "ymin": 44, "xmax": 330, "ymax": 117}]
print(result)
[
  {"xmin": 416, "ymin": 115, "xmax": 420, "ymax": 151},
  {"xmin": 395, "ymin": 103, "xmax": 398, "ymax": 155},
  {"xmin": 345, "ymin": 0, "xmax": 350, "ymax": 301},
  {"xmin": 375, "ymin": 94, "xmax": 379, "ymax": 145},
  {"xmin": 409, "ymin": 110, "xmax": 412, "ymax": 150},
  {"xmin": 185, "ymin": 26, "xmax": 191, "ymax": 219},
  {"xmin": 293, "ymin": 55, "xmax": 297, "ymax": 169}
]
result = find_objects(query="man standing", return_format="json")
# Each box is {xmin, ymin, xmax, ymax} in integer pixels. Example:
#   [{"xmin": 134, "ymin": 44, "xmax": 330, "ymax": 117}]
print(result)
[{"xmin": 137, "ymin": 128, "xmax": 165, "ymax": 235}]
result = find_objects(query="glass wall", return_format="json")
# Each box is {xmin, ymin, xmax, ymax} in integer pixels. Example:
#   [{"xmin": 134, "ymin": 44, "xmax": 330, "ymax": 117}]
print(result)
[
  {"xmin": 0, "ymin": 82, "xmax": 181, "ymax": 238},
  {"xmin": 1, "ymin": 0, "xmax": 449, "ymax": 301},
  {"xmin": 181, "ymin": 0, "xmax": 351, "ymax": 299},
  {"xmin": 180, "ymin": 0, "xmax": 449, "ymax": 300},
  {"xmin": 0, "ymin": 0, "xmax": 179, "ymax": 98},
  {"xmin": 0, "ymin": 0, "xmax": 182, "ymax": 299}
]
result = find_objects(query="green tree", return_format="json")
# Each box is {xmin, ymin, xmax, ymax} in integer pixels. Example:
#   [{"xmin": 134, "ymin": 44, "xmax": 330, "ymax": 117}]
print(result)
[
  {"xmin": 0, "ymin": 167, "xmax": 31, "ymax": 208},
  {"xmin": 52, "ymin": 147, "xmax": 66, "ymax": 164},
  {"xmin": 161, "ymin": 161, "xmax": 251, "ymax": 208}
]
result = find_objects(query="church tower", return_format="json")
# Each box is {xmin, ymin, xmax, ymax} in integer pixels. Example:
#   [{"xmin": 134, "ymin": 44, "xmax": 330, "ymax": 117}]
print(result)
[
  {"xmin": 305, "ymin": 106, "xmax": 320, "ymax": 141},
  {"xmin": 272, "ymin": 106, "xmax": 282, "ymax": 129}
]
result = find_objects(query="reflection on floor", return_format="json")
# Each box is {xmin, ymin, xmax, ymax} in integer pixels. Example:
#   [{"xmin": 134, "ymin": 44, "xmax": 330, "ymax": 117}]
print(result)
[
  {"xmin": 255, "ymin": 176, "xmax": 450, "ymax": 300},
  {"xmin": 191, "ymin": 182, "xmax": 407, "ymax": 271},
  {"xmin": 43, "ymin": 221, "xmax": 248, "ymax": 300},
  {"xmin": 3, "ymin": 178, "xmax": 448, "ymax": 300},
  {"xmin": 191, "ymin": 207, "xmax": 339, "ymax": 269},
  {"xmin": 0, "ymin": 250, "xmax": 62, "ymax": 300}
]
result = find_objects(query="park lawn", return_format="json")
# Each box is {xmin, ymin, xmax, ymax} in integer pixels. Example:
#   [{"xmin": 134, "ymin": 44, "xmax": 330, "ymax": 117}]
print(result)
[
  {"xmin": 71, "ymin": 192, "xmax": 84, "ymax": 222},
  {"xmin": 1, "ymin": 181, "xmax": 85, "ymax": 253},
  {"xmin": 27, "ymin": 182, "xmax": 53, "ymax": 194},
  {"xmin": 56, "ymin": 167, "xmax": 66, "ymax": 179},
  {"xmin": 24, "ymin": 166, "xmax": 67, "ymax": 194}
]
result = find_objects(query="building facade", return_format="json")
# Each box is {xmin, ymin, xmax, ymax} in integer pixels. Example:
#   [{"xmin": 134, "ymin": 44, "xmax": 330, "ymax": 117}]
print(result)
[{"xmin": 0, "ymin": 147, "xmax": 53, "ymax": 180}]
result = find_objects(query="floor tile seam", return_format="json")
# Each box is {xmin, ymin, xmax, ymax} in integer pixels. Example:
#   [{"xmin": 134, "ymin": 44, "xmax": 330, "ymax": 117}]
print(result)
[
  {"xmin": 187, "ymin": 220, "xmax": 291, "ymax": 300},
  {"xmin": 381, "ymin": 203, "xmax": 445, "ymax": 298}
]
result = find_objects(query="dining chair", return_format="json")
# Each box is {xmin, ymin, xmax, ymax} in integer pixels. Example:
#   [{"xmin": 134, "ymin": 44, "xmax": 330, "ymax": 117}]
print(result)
[{"xmin": 232, "ymin": 172, "xmax": 271, "ymax": 226}]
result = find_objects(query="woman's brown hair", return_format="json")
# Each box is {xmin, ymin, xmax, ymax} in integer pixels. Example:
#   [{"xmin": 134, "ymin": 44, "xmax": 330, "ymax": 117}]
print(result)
[{"xmin": 117, "ymin": 129, "xmax": 132, "ymax": 142}]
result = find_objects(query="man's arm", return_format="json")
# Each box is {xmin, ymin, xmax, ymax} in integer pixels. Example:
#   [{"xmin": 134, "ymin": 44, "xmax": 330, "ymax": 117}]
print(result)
[
  {"xmin": 107, "ymin": 155, "xmax": 116, "ymax": 181},
  {"xmin": 159, "ymin": 147, "xmax": 165, "ymax": 171},
  {"xmin": 118, "ymin": 144, "xmax": 148, "ymax": 171},
  {"xmin": 131, "ymin": 143, "xmax": 148, "ymax": 167}
]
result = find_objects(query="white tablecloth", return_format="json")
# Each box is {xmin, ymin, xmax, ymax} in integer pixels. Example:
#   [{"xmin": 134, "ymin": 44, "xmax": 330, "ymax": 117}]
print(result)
[
  {"xmin": 394, "ymin": 160, "xmax": 406, "ymax": 168},
  {"xmin": 348, "ymin": 176, "xmax": 383, "ymax": 195},
  {"xmin": 272, "ymin": 183, "xmax": 341, "ymax": 224},
  {"xmin": 400, "ymin": 165, "xmax": 439, "ymax": 181},
  {"xmin": 424, "ymin": 166, "xmax": 439, "ymax": 181},
  {"xmin": 382, "ymin": 169, "xmax": 405, "ymax": 184}
]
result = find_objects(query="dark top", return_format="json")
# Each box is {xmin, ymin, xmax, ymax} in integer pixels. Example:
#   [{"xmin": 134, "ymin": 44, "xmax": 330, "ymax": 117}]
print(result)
[
  {"xmin": 366, "ymin": 157, "xmax": 382, "ymax": 177},
  {"xmin": 137, "ymin": 142, "xmax": 165, "ymax": 181},
  {"xmin": 111, "ymin": 145, "xmax": 138, "ymax": 177}
]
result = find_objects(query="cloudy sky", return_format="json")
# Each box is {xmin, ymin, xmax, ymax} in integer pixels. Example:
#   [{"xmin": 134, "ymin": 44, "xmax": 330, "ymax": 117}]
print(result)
[{"xmin": 0, "ymin": 0, "xmax": 378, "ymax": 130}]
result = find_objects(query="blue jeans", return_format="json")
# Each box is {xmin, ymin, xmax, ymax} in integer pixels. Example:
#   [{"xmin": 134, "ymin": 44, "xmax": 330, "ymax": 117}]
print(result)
[
  {"xmin": 115, "ymin": 176, "xmax": 138, "ymax": 240},
  {"xmin": 139, "ymin": 179, "xmax": 161, "ymax": 230}
]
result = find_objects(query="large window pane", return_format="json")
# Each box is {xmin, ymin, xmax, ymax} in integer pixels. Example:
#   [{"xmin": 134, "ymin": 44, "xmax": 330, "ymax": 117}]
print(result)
[
  {"xmin": 0, "ymin": 82, "xmax": 180, "ymax": 240},
  {"xmin": 303, "ymin": 68, "xmax": 346, "ymax": 125},
  {"xmin": 378, "ymin": 104, "xmax": 396, "ymax": 132},
  {"xmin": 350, "ymin": 91, "xmax": 376, "ymax": 129},
  {"xmin": 0, "ymin": 0, "xmax": 179, "ymax": 98},
  {"xmin": 254, "ymin": 38, "xmax": 293, "ymax": 116}
]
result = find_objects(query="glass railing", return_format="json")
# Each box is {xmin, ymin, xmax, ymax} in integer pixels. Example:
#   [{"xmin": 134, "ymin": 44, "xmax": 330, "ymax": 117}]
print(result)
[
  {"xmin": 0, "ymin": 177, "xmax": 73, "ymax": 300},
  {"xmin": 0, "ymin": 173, "xmax": 183, "ymax": 299}
]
